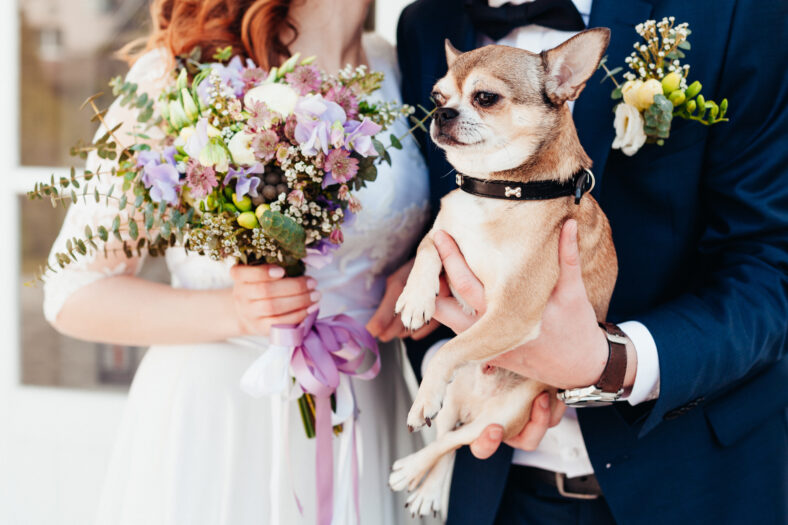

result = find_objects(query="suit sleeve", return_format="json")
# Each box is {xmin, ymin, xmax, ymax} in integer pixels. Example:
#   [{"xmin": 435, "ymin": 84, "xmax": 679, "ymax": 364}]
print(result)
[{"xmin": 636, "ymin": 0, "xmax": 788, "ymax": 435}]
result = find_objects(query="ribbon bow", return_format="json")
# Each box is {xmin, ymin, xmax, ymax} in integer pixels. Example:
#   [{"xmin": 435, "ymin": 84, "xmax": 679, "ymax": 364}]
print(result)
[{"xmin": 240, "ymin": 309, "xmax": 380, "ymax": 525}]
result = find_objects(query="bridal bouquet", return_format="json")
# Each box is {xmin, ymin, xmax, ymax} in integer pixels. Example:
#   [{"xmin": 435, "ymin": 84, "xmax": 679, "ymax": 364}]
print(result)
[{"xmin": 30, "ymin": 47, "xmax": 430, "ymax": 433}]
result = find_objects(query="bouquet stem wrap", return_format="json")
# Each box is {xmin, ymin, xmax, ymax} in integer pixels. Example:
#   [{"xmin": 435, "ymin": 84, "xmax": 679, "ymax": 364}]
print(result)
[{"xmin": 240, "ymin": 309, "xmax": 380, "ymax": 525}]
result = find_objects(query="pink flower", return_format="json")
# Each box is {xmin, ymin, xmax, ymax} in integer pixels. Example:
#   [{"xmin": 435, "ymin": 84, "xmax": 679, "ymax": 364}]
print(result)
[
  {"xmin": 242, "ymin": 67, "xmax": 267, "ymax": 90},
  {"xmin": 348, "ymin": 195, "xmax": 362, "ymax": 214},
  {"xmin": 284, "ymin": 114, "xmax": 298, "ymax": 142},
  {"xmin": 185, "ymin": 159, "xmax": 218, "ymax": 198},
  {"xmin": 286, "ymin": 65, "xmax": 322, "ymax": 95},
  {"xmin": 252, "ymin": 130, "xmax": 279, "ymax": 162},
  {"xmin": 337, "ymin": 184, "xmax": 350, "ymax": 201},
  {"xmin": 323, "ymin": 148, "xmax": 359, "ymax": 186},
  {"xmin": 287, "ymin": 189, "xmax": 305, "ymax": 206},
  {"xmin": 329, "ymin": 228, "xmax": 344, "ymax": 244},
  {"xmin": 249, "ymin": 101, "xmax": 276, "ymax": 131},
  {"xmin": 325, "ymin": 85, "xmax": 359, "ymax": 120},
  {"xmin": 275, "ymin": 144, "xmax": 290, "ymax": 164}
]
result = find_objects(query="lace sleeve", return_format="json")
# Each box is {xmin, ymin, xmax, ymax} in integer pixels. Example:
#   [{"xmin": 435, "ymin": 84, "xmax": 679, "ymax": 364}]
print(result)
[{"xmin": 42, "ymin": 49, "xmax": 171, "ymax": 323}]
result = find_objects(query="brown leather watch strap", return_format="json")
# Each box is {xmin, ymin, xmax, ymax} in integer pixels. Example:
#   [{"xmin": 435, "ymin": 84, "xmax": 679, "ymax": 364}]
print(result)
[{"xmin": 596, "ymin": 322, "xmax": 629, "ymax": 393}]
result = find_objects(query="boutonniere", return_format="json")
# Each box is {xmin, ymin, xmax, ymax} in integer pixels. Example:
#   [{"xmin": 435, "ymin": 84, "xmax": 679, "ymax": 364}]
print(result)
[{"xmin": 598, "ymin": 17, "xmax": 729, "ymax": 156}]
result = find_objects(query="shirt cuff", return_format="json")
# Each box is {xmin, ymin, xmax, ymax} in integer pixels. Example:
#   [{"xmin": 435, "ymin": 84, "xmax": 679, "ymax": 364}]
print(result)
[
  {"xmin": 422, "ymin": 339, "xmax": 450, "ymax": 378},
  {"xmin": 618, "ymin": 320, "xmax": 661, "ymax": 405}
]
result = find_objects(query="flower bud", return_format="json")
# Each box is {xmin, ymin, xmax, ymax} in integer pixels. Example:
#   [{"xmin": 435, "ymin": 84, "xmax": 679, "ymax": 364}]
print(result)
[
  {"xmin": 661, "ymin": 72, "xmax": 682, "ymax": 95},
  {"xmin": 181, "ymin": 88, "xmax": 200, "ymax": 122},
  {"xmin": 279, "ymin": 53, "xmax": 301, "ymax": 74},
  {"xmin": 720, "ymin": 98, "xmax": 728, "ymax": 116},
  {"xmin": 635, "ymin": 79, "xmax": 664, "ymax": 111},
  {"xmin": 621, "ymin": 80, "xmax": 643, "ymax": 108},
  {"xmin": 232, "ymin": 193, "xmax": 253, "ymax": 212},
  {"xmin": 255, "ymin": 203, "xmax": 270, "ymax": 220},
  {"xmin": 668, "ymin": 90, "xmax": 686, "ymax": 107},
  {"xmin": 168, "ymin": 100, "xmax": 189, "ymax": 130},
  {"xmin": 176, "ymin": 69, "xmax": 189, "ymax": 92},
  {"xmin": 685, "ymin": 80, "xmax": 702, "ymax": 99},
  {"xmin": 709, "ymin": 101, "xmax": 719, "ymax": 120},
  {"xmin": 237, "ymin": 211, "xmax": 259, "ymax": 229},
  {"xmin": 685, "ymin": 99, "xmax": 697, "ymax": 114}
]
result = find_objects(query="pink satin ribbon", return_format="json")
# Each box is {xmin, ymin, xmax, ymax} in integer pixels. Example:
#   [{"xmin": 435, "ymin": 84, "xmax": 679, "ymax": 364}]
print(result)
[{"xmin": 270, "ymin": 310, "xmax": 380, "ymax": 525}]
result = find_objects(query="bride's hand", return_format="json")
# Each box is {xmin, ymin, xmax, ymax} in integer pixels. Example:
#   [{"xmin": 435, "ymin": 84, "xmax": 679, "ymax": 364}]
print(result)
[
  {"xmin": 230, "ymin": 265, "xmax": 321, "ymax": 336},
  {"xmin": 367, "ymin": 259, "xmax": 440, "ymax": 342}
]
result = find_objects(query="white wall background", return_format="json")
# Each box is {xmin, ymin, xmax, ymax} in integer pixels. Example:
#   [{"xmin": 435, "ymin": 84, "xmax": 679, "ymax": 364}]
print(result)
[{"xmin": 0, "ymin": 1, "xmax": 414, "ymax": 524}]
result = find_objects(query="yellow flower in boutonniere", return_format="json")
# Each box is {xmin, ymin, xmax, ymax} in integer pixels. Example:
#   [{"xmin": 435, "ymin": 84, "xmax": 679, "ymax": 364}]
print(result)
[{"xmin": 597, "ymin": 17, "xmax": 730, "ymax": 156}]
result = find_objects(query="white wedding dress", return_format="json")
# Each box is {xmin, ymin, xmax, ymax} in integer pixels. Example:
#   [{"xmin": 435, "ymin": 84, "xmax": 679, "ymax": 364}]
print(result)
[{"xmin": 43, "ymin": 33, "xmax": 436, "ymax": 525}]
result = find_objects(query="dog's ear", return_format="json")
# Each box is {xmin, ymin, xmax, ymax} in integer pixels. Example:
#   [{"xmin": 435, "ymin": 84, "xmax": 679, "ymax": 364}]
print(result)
[
  {"xmin": 543, "ymin": 28, "xmax": 610, "ymax": 104},
  {"xmin": 445, "ymin": 39, "xmax": 461, "ymax": 68}
]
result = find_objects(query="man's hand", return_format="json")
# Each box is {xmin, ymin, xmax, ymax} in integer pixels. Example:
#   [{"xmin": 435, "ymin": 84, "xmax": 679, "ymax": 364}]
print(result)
[
  {"xmin": 367, "ymin": 259, "xmax": 441, "ymax": 341},
  {"xmin": 432, "ymin": 220, "xmax": 635, "ymax": 390},
  {"xmin": 469, "ymin": 392, "xmax": 566, "ymax": 459}
]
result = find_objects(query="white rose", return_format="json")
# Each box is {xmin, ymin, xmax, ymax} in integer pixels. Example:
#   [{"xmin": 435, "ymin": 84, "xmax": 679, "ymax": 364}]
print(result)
[
  {"xmin": 244, "ymin": 83, "xmax": 299, "ymax": 116},
  {"xmin": 228, "ymin": 131, "xmax": 257, "ymax": 165},
  {"xmin": 612, "ymin": 103, "xmax": 647, "ymax": 156}
]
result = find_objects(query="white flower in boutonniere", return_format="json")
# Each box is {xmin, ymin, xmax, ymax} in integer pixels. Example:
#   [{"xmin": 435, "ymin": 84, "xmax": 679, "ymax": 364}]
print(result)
[
  {"xmin": 598, "ymin": 17, "xmax": 730, "ymax": 156},
  {"xmin": 612, "ymin": 103, "xmax": 647, "ymax": 156}
]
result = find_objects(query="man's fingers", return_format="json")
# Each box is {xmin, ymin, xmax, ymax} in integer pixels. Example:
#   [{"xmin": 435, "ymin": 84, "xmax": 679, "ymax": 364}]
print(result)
[
  {"xmin": 470, "ymin": 424, "xmax": 504, "ymax": 460},
  {"xmin": 549, "ymin": 397, "xmax": 567, "ymax": 427},
  {"xmin": 505, "ymin": 393, "xmax": 552, "ymax": 451},
  {"xmin": 433, "ymin": 230, "xmax": 485, "ymax": 311},
  {"xmin": 433, "ymin": 296, "xmax": 477, "ymax": 334},
  {"xmin": 553, "ymin": 220, "xmax": 585, "ymax": 299}
]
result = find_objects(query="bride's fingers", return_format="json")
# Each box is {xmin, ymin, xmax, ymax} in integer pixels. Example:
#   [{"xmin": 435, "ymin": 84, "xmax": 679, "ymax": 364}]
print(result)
[
  {"xmin": 250, "ymin": 308, "xmax": 314, "ymax": 336},
  {"xmin": 238, "ymin": 276, "xmax": 317, "ymax": 300},
  {"xmin": 247, "ymin": 291, "xmax": 320, "ymax": 318},
  {"xmin": 230, "ymin": 264, "xmax": 286, "ymax": 282},
  {"xmin": 378, "ymin": 314, "xmax": 407, "ymax": 342},
  {"xmin": 367, "ymin": 283, "xmax": 404, "ymax": 339}
]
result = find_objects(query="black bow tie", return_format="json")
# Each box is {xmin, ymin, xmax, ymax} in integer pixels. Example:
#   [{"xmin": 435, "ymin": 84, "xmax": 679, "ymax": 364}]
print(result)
[{"xmin": 464, "ymin": 0, "xmax": 586, "ymax": 41}]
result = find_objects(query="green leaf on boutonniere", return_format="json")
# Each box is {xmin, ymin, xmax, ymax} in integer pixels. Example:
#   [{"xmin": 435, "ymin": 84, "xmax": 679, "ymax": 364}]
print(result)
[
  {"xmin": 644, "ymin": 94, "xmax": 674, "ymax": 140},
  {"xmin": 611, "ymin": 85, "xmax": 623, "ymax": 100}
]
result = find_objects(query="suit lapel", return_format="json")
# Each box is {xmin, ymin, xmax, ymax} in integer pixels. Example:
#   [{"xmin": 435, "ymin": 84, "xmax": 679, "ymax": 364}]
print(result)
[{"xmin": 573, "ymin": 0, "xmax": 653, "ymax": 194}]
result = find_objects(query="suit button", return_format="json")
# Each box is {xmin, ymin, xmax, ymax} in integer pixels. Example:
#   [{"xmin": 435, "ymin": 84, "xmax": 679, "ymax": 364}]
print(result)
[{"xmin": 663, "ymin": 410, "xmax": 680, "ymax": 421}]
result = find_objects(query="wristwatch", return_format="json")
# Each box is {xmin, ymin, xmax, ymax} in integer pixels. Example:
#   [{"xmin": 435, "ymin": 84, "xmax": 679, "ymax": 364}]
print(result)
[{"xmin": 558, "ymin": 322, "xmax": 629, "ymax": 407}]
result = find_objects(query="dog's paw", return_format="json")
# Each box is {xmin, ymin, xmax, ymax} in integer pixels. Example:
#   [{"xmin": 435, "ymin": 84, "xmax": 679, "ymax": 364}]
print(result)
[
  {"xmin": 406, "ymin": 379, "xmax": 446, "ymax": 432},
  {"xmin": 405, "ymin": 470, "xmax": 444, "ymax": 519},
  {"xmin": 395, "ymin": 276, "xmax": 439, "ymax": 331},
  {"xmin": 389, "ymin": 452, "xmax": 429, "ymax": 493}
]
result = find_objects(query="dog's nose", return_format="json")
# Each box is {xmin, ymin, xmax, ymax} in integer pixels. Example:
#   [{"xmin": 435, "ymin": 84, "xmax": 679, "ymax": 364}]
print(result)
[{"xmin": 434, "ymin": 107, "xmax": 459, "ymax": 126}]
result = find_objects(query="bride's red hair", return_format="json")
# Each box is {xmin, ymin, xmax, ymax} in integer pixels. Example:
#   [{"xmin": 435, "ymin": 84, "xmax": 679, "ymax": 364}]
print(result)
[{"xmin": 124, "ymin": 0, "xmax": 297, "ymax": 69}]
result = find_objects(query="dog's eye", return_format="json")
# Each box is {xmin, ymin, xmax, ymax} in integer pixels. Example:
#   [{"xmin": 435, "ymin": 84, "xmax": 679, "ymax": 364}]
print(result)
[
  {"xmin": 431, "ymin": 91, "xmax": 446, "ymax": 106},
  {"xmin": 474, "ymin": 91, "xmax": 499, "ymax": 107}
]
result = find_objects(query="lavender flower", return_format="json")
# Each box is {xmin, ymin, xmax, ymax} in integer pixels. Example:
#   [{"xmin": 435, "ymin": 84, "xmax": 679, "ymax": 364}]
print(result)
[
  {"xmin": 294, "ymin": 95, "xmax": 348, "ymax": 156},
  {"xmin": 142, "ymin": 163, "xmax": 180, "ymax": 204},
  {"xmin": 343, "ymin": 118, "xmax": 382, "ymax": 157},
  {"xmin": 224, "ymin": 164, "xmax": 264, "ymax": 198}
]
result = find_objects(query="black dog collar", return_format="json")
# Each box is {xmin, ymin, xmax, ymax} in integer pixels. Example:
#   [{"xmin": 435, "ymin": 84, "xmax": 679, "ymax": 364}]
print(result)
[{"xmin": 456, "ymin": 169, "xmax": 595, "ymax": 205}]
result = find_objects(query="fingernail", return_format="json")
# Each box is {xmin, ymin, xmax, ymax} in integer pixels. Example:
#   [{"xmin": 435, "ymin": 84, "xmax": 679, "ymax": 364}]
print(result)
[
  {"xmin": 307, "ymin": 303, "xmax": 320, "ymax": 313},
  {"xmin": 310, "ymin": 291, "xmax": 322, "ymax": 302},
  {"xmin": 488, "ymin": 426, "xmax": 503, "ymax": 440},
  {"xmin": 539, "ymin": 396, "xmax": 550, "ymax": 409},
  {"xmin": 306, "ymin": 278, "xmax": 318, "ymax": 290},
  {"xmin": 269, "ymin": 266, "xmax": 285, "ymax": 278}
]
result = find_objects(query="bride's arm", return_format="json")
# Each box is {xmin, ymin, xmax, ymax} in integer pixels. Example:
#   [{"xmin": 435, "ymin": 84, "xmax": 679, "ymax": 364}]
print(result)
[{"xmin": 53, "ymin": 266, "xmax": 319, "ymax": 346}]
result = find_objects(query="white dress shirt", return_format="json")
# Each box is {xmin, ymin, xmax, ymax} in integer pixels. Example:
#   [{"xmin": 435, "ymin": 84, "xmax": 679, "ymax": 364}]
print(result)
[{"xmin": 423, "ymin": 0, "xmax": 661, "ymax": 478}]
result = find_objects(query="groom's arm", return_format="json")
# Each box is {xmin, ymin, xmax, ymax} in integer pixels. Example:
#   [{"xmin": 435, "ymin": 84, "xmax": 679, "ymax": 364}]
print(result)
[{"xmin": 633, "ymin": 0, "xmax": 788, "ymax": 434}]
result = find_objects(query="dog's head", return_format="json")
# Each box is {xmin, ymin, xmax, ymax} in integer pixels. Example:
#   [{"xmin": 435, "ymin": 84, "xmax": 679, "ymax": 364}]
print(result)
[{"xmin": 430, "ymin": 28, "xmax": 610, "ymax": 177}]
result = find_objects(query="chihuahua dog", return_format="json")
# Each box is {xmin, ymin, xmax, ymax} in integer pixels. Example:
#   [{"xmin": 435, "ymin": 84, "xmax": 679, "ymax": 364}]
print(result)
[{"xmin": 389, "ymin": 28, "xmax": 618, "ymax": 517}]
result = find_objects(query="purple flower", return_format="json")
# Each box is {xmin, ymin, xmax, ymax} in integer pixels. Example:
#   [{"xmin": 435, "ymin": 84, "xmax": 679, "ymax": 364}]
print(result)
[
  {"xmin": 224, "ymin": 164, "xmax": 264, "ymax": 198},
  {"xmin": 303, "ymin": 238, "xmax": 338, "ymax": 269},
  {"xmin": 196, "ymin": 57, "xmax": 250, "ymax": 104},
  {"xmin": 185, "ymin": 159, "xmax": 218, "ymax": 198},
  {"xmin": 322, "ymin": 148, "xmax": 359, "ymax": 188},
  {"xmin": 142, "ymin": 163, "xmax": 180, "ymax": 204},
  {"xmin": 285, "ymin": 65, "xmax": 322, "ymax": 95},
  {"xmin": 343, "ymin": 118, "xmax": 382, "ymax": 157},
  {"xmin": 294, "ymin": 95, "xmax": 347, "ymax": 156},
  {"xmin": 184, "ymin": 119, "xmax": 210, "ymax": 159}
]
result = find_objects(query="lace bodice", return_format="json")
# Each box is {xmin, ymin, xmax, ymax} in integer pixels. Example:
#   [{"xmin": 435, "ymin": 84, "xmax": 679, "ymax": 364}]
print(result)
[{"xmin": 43, "ymin": 34, "xmax": 430, "ymax": 325}]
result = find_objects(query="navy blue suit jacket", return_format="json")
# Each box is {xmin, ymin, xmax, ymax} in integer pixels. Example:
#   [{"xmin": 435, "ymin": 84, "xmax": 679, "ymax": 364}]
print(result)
[{"xmin": 397, "ymin": 1, "xmax": 788, "ymax": 523}]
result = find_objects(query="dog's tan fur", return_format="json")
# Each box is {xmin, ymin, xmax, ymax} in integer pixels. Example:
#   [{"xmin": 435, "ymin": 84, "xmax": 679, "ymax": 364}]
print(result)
[{"xmin": 389, "ymin": 29, "xmax": 618, "ymax": 518}]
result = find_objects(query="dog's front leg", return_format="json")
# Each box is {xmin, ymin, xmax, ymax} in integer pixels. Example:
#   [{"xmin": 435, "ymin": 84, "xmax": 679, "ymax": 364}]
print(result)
[{"xmin": 396, "ymin": 232, "xmax": 443, "ymax": 331}]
